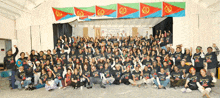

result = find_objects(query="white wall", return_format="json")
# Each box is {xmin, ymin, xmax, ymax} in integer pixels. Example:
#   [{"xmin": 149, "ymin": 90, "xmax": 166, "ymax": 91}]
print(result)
[
  {"xmin": 173, "ymin": 0, "xmax": 220, "ymax": 60},
  {"xmin": 0, "ymin": 15, "xmax": 15, "ymax": 39}
]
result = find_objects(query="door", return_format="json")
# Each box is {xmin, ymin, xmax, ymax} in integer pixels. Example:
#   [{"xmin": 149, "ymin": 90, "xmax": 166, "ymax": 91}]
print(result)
[
  {"xmin": 95, "ymin": 27, "xmax": 101, "ymax": 37},
  {"xmin": 83, "ymin": 27, "xmax": 88, "ymax": 37},
  {"xmin": 132, "ymin": 27, "xmax": 138, "ymax": 37}
]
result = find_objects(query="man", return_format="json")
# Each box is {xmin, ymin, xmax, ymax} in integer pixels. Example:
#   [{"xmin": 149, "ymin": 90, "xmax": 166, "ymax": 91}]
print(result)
[
  {"xmin": 153, "ymin": 68, "xmax": 170, "ymax": 89},
  {"xmin": 170, "ymin": 66, "xmax": 186, "ymax": 88},
  {"xmin": 3, "ymin": 45, "xmax": 18, "ymax": 89},
  {"xmin": 14, "ymin": 66, "xmax": 31, "ymax": 90},
  {"xmin": 129, "ymin": 66, "xmax": 144, "ymax": 87},
  {"xmin": 112, "ymin": 64, "xmax": 123, "ymax": 85},
  {"xmin": 142, "ymin": 66, "xmax": 154, "ymax": 87},
  {"xmin": 90, "ymin": 66, "xmax": 106, "ymax": 88},
  {"xmin": 181, "ymin": 67, "xmax": 199, "ymax": 93},
  {"xmin": 205, "ymin": 43, "xmax": 219, "ymax": 76},
  {"xmin": 196, "ymin": 69, "xmax": 217, "ymax": 98},
  {"xmin": 101, "ymin": 63, "xmax": 115, "ymax": 85},
  {"xmin": 193, "ymin": 46, "xmax": 205, "ymax": 72}
]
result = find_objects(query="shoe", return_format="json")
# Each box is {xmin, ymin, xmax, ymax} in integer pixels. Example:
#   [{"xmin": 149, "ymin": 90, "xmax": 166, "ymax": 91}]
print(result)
[
  {"xmin": 163, "ymin": 87, "xmax": 166, "ymax": 89},
  {"xmin": 59, "ymin": 87, "xmax": 62, "ymax": 89},
  {"xmin": 101, "ymin": 85, "xmax": 106, "ymax": 88},
  {"xmin": 48, "ymin": 89, "xmax": 54, "ymax": 91},
  {"xmin": 186, "ymin": 88, "xmax": 192, "ymax": 93}
]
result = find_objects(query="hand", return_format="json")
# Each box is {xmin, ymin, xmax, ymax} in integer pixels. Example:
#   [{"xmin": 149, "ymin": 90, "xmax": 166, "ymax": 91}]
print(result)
[
  {"xmin": 211, "ymin": 73, "xmax": 215, "ymax": 77},
  {"xmin": 159, "ymin": 85, "xmax": 162, "ymax": 88},
  {"xmin": 21, "ymin": 81, "xmax": 24, "ymax": 85},
  {"xmin": 14, "ymin": 45, "xmax": 17, "ymax": 48},
  {"xmin": 213, "ymin": 43, "xmax": 217, "ymax": 48},
  {"xmin": 4, "ymin": 69, "xmax": 7, "ymax": 71}
]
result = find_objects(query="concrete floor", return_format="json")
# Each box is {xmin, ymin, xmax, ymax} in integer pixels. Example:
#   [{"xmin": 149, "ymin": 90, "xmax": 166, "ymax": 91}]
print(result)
[{"xmin": 0, "ymin": 76, "xmax": 220, "ymax": 98}]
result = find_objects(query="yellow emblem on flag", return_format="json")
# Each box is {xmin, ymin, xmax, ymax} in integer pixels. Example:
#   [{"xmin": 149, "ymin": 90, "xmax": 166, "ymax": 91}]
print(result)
[
  {"xmin": 164, "ymin": 6, "xmax": 172, "ymax": 13},
  {"xmin": 77, "ymin": 11, "xmax": 84, "ymax": 16},
  {"xmin": 55, "ymin": 10, "xmax": 63, "ymax": 17},
  {"xmin": 97, "ymin": 9, "xmax": 105, "ymax": 16},
  {"xmin": 119, "ymin": 7, "xmax": 127, "ymax": 15},
  {"xmin": 142, "ymin": 6, "xmax": 150, "ymax": 14}
]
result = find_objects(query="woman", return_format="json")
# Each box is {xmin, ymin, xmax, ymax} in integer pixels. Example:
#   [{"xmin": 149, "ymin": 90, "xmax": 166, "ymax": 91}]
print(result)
[
  {"xmin": 121, "ymin": 66, "xmax": 132, "ymax": 85},
  {"xmin": 33, "ymin": 61, "xmax": 42, "ymax": 85},
  {"xmin": 196, "ymin": 69, "xmax": 216, "ymax": 98},
  {"xmin": 63, "ymin": 69, "xmax": 73, "ymax": 88},
  {"xmin": 45, "ymin": 70, "xmax": 57, "ymax": 91},
  {"xmin": 53, "ymin": 66, "xmax": 63, "ymax": 89},
  {"xmin": 82, "ymin": 64, "xmax": 91, "ymax": 88},
  {"xmin": 71, "ymin": 68, "xmax": 81, "ymax": 89}
]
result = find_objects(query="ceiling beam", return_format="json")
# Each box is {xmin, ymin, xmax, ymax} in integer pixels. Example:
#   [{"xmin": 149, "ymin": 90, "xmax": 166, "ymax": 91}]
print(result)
[
  {"xmin": 0, "ymin": 11, "xmax": 15, "ymax": 20},
  {"xmin": 0, "ymin": 6, "xmax": 20, "ymax": 16},
  {"xmin": 6, "ymin": 0, "xmax": 28, "ymax": 10},
  {"xmin": 0, "ymin": 0, "xmax": 30, "ymax": 14},
  {"xmin": 28, "ymin": 0, "xmax": 36, "ymax": 5}
]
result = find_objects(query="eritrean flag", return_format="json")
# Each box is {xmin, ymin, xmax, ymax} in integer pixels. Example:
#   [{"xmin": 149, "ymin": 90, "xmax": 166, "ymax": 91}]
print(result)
[
  {"xmin": 52, "ymin": 7, "xmax": 75, "ymax": 21},
  {"xmin": 140, "ymin": 2, "xmax": 162, "ymax": 18},
  {"xmin": 74, "ymin": 6, "xmax": 95, "ymax": 21},
  {"xmin": 117, "ymin": 3, "xmax": 139, "ymax": 18},
  {"xmin": 95, "ymin": 4, "xmax": 117, "ymax": 17},
  {"xmin": 162, "ymin": 2, "xmax": 185, "ymax": 17}
]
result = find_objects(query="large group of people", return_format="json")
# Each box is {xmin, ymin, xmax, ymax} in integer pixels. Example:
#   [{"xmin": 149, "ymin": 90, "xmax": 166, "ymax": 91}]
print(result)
[{"xmin": 3, "ymin": 30, "xmax": 219, "ymax": 98}]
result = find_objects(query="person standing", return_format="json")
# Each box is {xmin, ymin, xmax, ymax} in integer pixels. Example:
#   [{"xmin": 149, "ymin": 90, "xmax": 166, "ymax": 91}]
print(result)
[{"xmin": 3, "ymin": 45, "xmax": 19, "ymax": 89}]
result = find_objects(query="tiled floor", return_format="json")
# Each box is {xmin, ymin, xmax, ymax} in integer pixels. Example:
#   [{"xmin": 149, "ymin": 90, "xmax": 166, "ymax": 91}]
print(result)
[{"xmin": 0, "ymin": 76, "xmax": 220, "ymax": 98}]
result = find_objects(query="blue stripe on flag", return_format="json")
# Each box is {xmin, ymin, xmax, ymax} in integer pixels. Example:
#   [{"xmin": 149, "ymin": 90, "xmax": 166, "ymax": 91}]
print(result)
[
  {"xmin": 59, "ymin": 14, "xmax": 76, "ymax": 21},
  {"xmin": 119, "ymin": 11, "xmax": 139, "ymax": 19},
  {"xmin": 105, "ymin": 11, "xmax": 117, "ymax": 17},
  {"xmin": 143, "ymin": 10, "xmax": 162, "ymax": 18},
  {"xmin": 165, "ymin": 10, "xmax": 185, "ymax": 17}
]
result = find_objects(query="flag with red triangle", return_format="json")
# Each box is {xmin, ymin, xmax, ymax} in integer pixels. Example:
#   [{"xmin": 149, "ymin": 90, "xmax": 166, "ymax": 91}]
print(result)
[
  {"xmin": 140, "ymin": 3, "xmax": 161, "ymax": 18},
  {"xmin": 162, "ymin": 2, "xmax": 185, "ymax": 17},
  {"xmin": 74, "ymin": 7, "xmax": 95, "ymax": 17},
  {"xmin": 117, "ymin": 3, "xmax": 139, "ymax": 18},
  {"xmin": 96, "ymin": 6, "xmax": 116, "ymax": 16},
  {"xmin": 52, "ymin": 7, "xmax": 74, "ymax": 21}
]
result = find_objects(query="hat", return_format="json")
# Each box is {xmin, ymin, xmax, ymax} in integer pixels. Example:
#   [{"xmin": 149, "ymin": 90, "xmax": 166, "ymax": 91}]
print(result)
[{"xmin": 36, "ymin": 61, "xmax": 40, "ymax": 64}]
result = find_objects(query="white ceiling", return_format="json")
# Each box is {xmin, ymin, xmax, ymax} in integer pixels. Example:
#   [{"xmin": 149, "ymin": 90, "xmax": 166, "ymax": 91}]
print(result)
[{"xmin": 0, "ymin": 0, "xmax": 47, "ymax": 20}]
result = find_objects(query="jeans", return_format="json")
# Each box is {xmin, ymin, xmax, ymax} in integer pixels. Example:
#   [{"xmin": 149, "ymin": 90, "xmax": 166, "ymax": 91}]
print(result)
[
  {"xmin": 54, "ymin": 78, "xmax": 63, "ymax": 87},
  {"xmin": 8, "ymin": 70, "xmax": 16, "ymax": 89},
  {"xmin": 90, "ymin": 77, "xmax": 104, "ymax": 87},
  {"xmin": 15, "ymin": 80, "xmax": 31, "ymax": 89},
  {"xmin": 34, "ymin": 72, "xmax": 41, "ymax": 85},
  {"xmin": 153, "ymin": 79, "xmax": 170, "ymax": 87}
]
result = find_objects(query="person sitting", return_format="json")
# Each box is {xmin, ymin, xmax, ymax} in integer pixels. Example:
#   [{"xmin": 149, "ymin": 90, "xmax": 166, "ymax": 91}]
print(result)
[
  {"xmin": 153, "ymin": 68, "xmax": 170, "ymax": 89},
  {"xmin": 90, "ymin": 66, "xmax": 106, "ymax": 88},
  {"xmin": 181, "ymin": 67, "xmax": 199, "ymax": 93},
  {"xmin": 101, "ymin": 63, "xmax": 115, "ymax": 85},
  {"xmin": 71, "ymin": 68, "xmax": 81, "ymax": 89},
  {"xmin": 170, "ymin": 66, "xmax": 186, "ymax": 88},
  {"xmin": 112, "ymin": 64, "xmax": 123, "ymax": 85},
  {"xmin": 45, "ymin": 68, "xmax": 57, "ymax": 91},
  {"xmin": 129, "ymin": 66, "xmax": 144, "ymax": 87},
  {"xmin": 14, "ymin": 66, "xmax": 31, "ymax": 90},
  {"xmin": 196, "ymin": 69, "xmax": 217, "ymax": 98},
  {"xmin": 142, "ymin": 66, "xmax": 154, "ymax": 88}
]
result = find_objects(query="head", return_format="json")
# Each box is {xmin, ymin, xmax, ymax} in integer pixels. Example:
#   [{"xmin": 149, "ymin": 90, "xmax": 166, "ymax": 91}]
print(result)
[
  {"xmin": 7, "ymin": 50, "xmax": 12, "ymax": 56},
  {"xmin": 67, "ymin": 69, "xmax": 71, "ymax": 74},
  {"xmin": 189, "ymin": 67, "xmax": 196, "ymax": 75},
  {"xmin": 31, "ymin": 50, "xmax": 35, "ymax": 55},
  {"xmin": 174, "ymin": 66, "xmax": 179, "ymax": 72},
  {"xmin": 144, "ymin": 66, "xmax": 148, "ymax": 71},
  {"xmin": 207, "ymin": 47, "xmax": 212, "ymax": 53},
  {"xmin": 74, "ymin": 68, "xmax": 78, "ymax": 74},
  {"xmin": 126, "ymin": 66, "xmax": 130, "ymax": 72},
  {"xmin": 47, "ymin": 50, "xmax": 51, "ymax": 55},
  {"xmin": 200, "ymin": 69, "xmax": 206, "ymax": 77},
  {"xmin": 181, "ymin": 60, "xmax": 185, "ymax": 66},
  {"xmin": 160, "ymin": 68, "xmax": 164, "ymax": 73},
  {"xmin": 135, "ymin": 66, "xmax": 139, "ymax": 72},
  {"xmin": 163, "ymin": 61, "xmax": 168, "ymax": 67},
  {"xmin": 41, "ymin": 69, "xmax": 46, "ymax": 74},
  {"xmin": 116, "ymin": 64, "xmax": 120, "ymax": 70},
  {"xmin": 19, "ymin": 66, "xmax": 24, "ymax": 71},
  {"xmin": 20, "ymin": 52, "xmax": 25, "ymax": 58}
]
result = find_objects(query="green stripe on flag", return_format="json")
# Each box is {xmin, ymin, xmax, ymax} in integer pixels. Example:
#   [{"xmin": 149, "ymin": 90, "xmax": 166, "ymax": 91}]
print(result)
[
  {"xmin": 120, "ymin": 3, "xmax": 140, "ymax": 10},
  {"xmin": 78, "ymin": 6, "xmax": 96, "ymax": 13},
  {"xmin": 99, "ymin": 4, "xmax": 117, "ymax": 10},
  {"xmin": 167, "ymin": 2, "xmax": 185, "ymax": 9},
  {"xmin": 144, "ymin": 2, "xmax": 162, "ymax": 9},
  {"xmin": 53, "ymin": 7, "xmax": 74, "ymax": 13}
]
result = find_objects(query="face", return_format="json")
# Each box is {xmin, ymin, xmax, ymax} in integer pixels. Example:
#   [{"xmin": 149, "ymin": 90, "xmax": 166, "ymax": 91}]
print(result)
[
  {"xmin": 74, "ymin": 69, "xmax": 78, "ymax": 74},
  {"xmin": 19, "ymin": 66, "xmax": 24, "ymax": 71},
  {"xmin": 181, "ymin": 61, "xmax": 185, "ymax": 66},
  {"xmin": 126, "ymin": 67, "xmax": 130, "ymax": 72},
  {"xmin": 207, "ymin": 48, "xmax": 212, "ymax": 53},
  {"xmin": 160, "ymin": 68, "xmax": 164, "ymax": 73},
  {"xmin": 32, "ymin": 50, "xmax": 35, "ymax": 55},
  {"xmin": 135, "ymin": 67, "xmax": 139, "ymax": 71},
  {"xmin": 186, "ymin": 49, "xmax": 190, "ymax": 54},
  {"xmin": 174, "ymin": 66, "xmax": 178, "ymax": 72},
  {"xmin": 53, "ymin": 49, "xmax": 56, "ymax": 54},
  {"xmin": 21, "ymin": 53, "xmax": 25, "ymax": 57},
  {"xmin": 200, "ymin": 69, "xmax": 206, "ymax": 77},
  {"xmin": 190, "ymin": 68, "xmax": 196, "ymax": 74},
  {"xmin": 144, "ymin": 66, "xmax": 148, "ymax": 71},
  {"xmin": 196, "ymin": 49, "xmax": 200, "ymax": 53}
]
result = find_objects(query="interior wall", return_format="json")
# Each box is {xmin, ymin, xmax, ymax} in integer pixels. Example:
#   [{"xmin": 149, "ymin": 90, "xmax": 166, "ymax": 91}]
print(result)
[
  {"xmin": 0, "ymin": 15, "xmax": 15, "ymax": 39},
  {"xmin": 173, "ymin": 0, "xmax": 220, "ymax": 60}
]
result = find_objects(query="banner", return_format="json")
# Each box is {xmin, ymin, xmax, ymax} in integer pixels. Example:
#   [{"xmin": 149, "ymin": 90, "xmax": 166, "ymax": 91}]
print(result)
[
  {"xmin": 52, "ymin": 7, "xmax": 75, "ymax": 21},
  {"xmin": 52, "ymin": 2, "xmax": 185, "ymax": 21},
  {"xmin": 140, "ymin": 2, "xmax": 162, "ymax": 18},
  {"xmin": 162, "ymin": 2, "xmax": 185, "ymax": 17}
]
